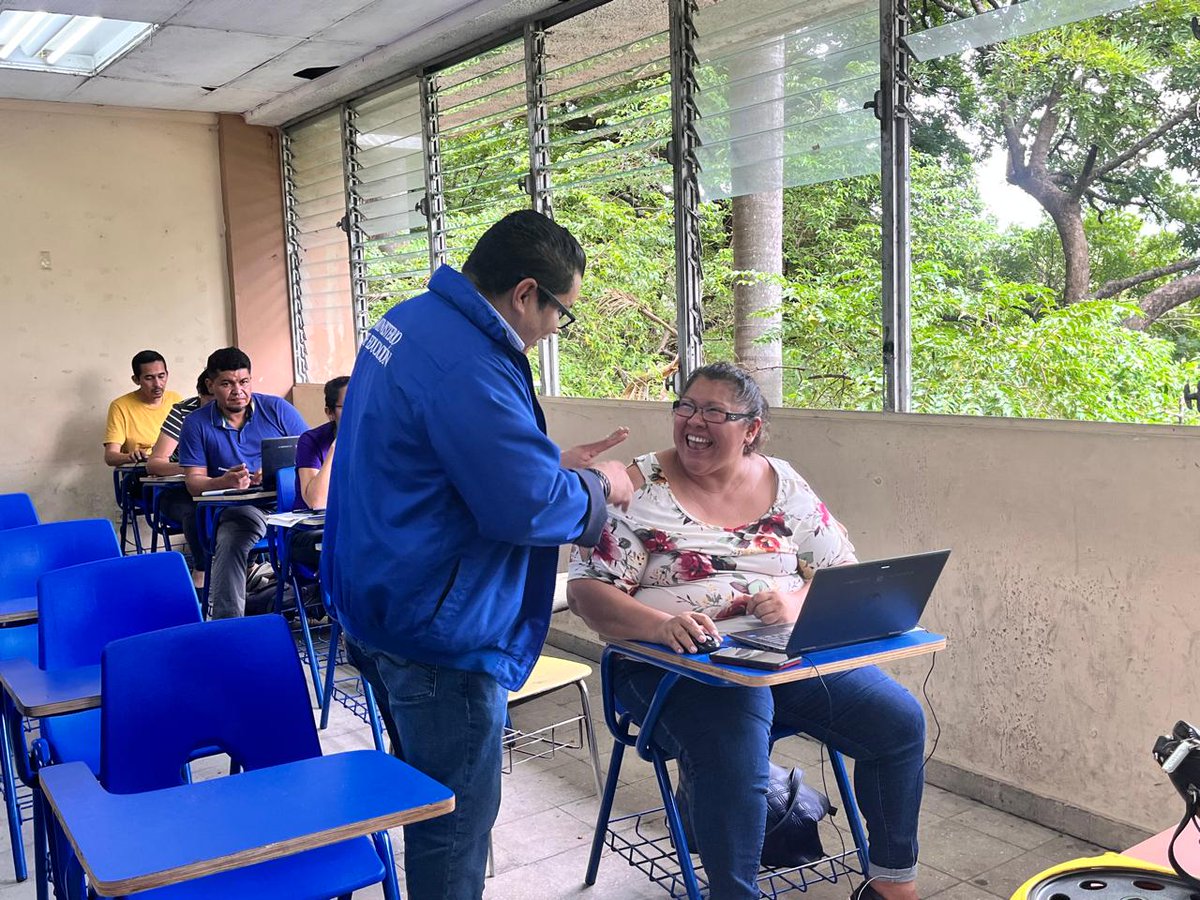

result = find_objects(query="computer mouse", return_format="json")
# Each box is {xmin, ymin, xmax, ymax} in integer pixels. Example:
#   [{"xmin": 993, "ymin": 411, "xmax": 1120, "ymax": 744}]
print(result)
[{"xmin": 692, "ymin": 633, "xmax": 722, "ymax": 654}]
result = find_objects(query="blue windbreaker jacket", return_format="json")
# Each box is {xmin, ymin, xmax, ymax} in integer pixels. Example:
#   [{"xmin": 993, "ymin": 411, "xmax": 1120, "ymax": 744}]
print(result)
[{"xmin": 322, "ymin": 265, "xmax": 606, "ymax": 690}]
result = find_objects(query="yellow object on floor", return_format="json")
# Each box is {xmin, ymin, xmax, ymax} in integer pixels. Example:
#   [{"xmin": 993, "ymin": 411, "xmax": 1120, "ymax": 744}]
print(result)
[{"xmin": 1011, "ymin": 852, "xmax": 1180, "ymax": 900}]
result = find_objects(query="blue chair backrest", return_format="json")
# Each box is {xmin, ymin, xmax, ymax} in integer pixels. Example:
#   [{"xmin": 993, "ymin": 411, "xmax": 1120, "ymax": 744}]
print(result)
[
  {"xmin": 0, "ymin": 493, "xmax": 37, "ymax": 531},
  {"xmin": 276, "ymin": 465, "xmax": 300, "ymax": 513},
  {"xmin": 37, "ymin": 553, "xmax": 202, "ymax": 773},
  {"xmin": 0, "ymin": 520, "xmax": 120, "ymax": 603},
  {"xmin": 0, "ymin": 519, "xmax": 120, "ymax": 720},
  {"xmin": 38, "ymin": 553, "xmax": 202, "ymax": 671},
  {"xmin": 101, "ymin": 616, "xmax": 322, "ymax": 794}
]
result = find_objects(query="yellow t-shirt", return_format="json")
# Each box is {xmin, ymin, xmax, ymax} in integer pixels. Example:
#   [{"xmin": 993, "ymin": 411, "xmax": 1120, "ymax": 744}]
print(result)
[{"xmin": 103, "ymin": 390, "xmax": 183, "ymax": 454}]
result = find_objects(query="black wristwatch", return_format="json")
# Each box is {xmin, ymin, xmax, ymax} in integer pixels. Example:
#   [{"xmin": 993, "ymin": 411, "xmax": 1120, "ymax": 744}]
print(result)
[{"xmin": 586, "ymin": 466, "xmax": 611, "ymax": 499}]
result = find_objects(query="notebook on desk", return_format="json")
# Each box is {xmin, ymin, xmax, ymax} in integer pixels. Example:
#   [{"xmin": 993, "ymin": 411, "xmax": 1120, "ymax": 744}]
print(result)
[{"xmin": 728, "ymin": 550, "xmax": 950, "ymax": 656}]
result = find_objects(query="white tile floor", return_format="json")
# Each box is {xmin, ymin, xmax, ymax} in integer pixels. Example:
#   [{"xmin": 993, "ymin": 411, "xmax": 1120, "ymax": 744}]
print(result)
[{"xmin": 0, "ymin": 646, "xmax": 1105, "ymax": 900}]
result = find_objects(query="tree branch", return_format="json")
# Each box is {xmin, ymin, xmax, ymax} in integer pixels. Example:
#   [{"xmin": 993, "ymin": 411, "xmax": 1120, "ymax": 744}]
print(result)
[
  {"xmin": 928, "ymin": 0, "xmax": 972, "ymax": 19},
  {"xmin": 1086, "ymin": 100, "xmax": 1198, "ymax": 187},
  {"xmin": 1095, "ymin": 256, "xmax": 1200, "ymax": 300},
  {"xmin": 1028, "ymin": 84, "xmax": 1064, "ymax": 174},
  {"xmin": 1124, "ymin": 271, "xmax": 1200, "ymax": 329}
]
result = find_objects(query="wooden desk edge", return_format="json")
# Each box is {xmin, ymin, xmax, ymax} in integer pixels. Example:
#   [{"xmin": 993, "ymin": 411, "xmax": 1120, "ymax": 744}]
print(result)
[
  {"xmin": 609, "ymin": 636, "xmax": 947, "ymax": 686},
  {"xmin": 0, "ymin": 662, "xmax": 101, "ymax": 717},
  {"xmin": 42, "ymin": 781, "xmax": 454, "ymax": 896}
]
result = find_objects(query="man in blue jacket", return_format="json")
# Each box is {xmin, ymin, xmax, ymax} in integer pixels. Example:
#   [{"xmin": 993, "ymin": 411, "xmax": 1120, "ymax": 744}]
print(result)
[{"xmin": 324, "ymin": 210, "xmax": 633, "ymax": 899}]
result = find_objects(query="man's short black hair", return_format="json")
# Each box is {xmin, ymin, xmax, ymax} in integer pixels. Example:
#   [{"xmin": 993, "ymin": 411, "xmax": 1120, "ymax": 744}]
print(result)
[
  {"xmin": 324, "ymin": 375, "xmax": 350, "ymax": 411},
  {"xmin": 131, "ymin": 350, "xmax": 166, "ymax": 377},
  {"xmin": 205, "ymin": 347, "xmax": 252, "ymax": 376},
  {"xmin": 195, "ymin": 369, "xmax": 212, "ymax": 397},
  {"xmin": 462, "ymin": 210, "xmax": 586, "ymax": 299}
]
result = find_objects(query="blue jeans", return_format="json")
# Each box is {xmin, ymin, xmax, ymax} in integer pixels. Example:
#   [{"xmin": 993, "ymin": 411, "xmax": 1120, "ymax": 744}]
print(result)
[
  {"xmin": 347, "ymin": 637, "xmax": 507, "ymax": 900},
  {"xmin": 613, "ymin": 660, "xmax": 925, "ymax": 900}
]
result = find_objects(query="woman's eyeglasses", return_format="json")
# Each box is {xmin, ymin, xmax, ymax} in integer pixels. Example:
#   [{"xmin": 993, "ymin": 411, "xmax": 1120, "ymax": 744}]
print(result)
[{"xmin": 672, "ymin": 399, "xmax": 757, "ymax": 424}]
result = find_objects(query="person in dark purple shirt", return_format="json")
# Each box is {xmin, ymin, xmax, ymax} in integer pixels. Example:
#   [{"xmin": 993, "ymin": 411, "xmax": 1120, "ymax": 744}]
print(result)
[{"xmin": 291, "ymin": 376, "xmax": 348, "ymax": 568}]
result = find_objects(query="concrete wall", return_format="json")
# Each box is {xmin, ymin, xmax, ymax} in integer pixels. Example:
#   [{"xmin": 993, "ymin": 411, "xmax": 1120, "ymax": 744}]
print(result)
[
  {"xmin": 543, "ymin": 398, "xmax": 1200, "ymax": 846},
  {"xmin": 218, "ymin": 114, "xmax": 294, "ymax": 398},
  {"xmin": 0, "ymin": 100, "xmax": 230, "ymax": 522}
]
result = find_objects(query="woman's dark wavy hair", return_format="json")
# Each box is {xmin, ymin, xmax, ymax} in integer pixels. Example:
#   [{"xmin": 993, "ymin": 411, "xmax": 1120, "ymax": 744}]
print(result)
[{"xmin": 680, "ymin": 361, "xmax": 769, "ymax": 454}]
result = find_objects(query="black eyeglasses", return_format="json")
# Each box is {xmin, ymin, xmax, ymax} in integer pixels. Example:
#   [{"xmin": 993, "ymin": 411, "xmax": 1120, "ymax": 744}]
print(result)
[
  {"xmin": 536, "ymin": 285, "xmax": 577, "ymax": 332},
  {"xmin": 672, "ymin": 399, "xmax": 758, "ymax": 424}
]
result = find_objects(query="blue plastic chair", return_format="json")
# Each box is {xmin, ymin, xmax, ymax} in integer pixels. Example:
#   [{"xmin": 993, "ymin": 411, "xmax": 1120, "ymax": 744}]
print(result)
[
  {"xmin": 0, "ymin": 519, "xmax": 120, "ymax": 883},
  {"xmin": 95, "ymin": 616, "xmax": 401, "ymax": 899},
  {"xmin": 22, "ymin": 553, "xmax": 203, "ymax": 899},
  {"xmin": 0, "ymin": 493, "xmax": 38, "ymax": 531}
]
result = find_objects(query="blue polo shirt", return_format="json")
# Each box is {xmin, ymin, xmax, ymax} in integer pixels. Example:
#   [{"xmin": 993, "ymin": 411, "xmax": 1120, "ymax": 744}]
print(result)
[{"xmin": 177, "ymin": 394, "xmax": 308, "ymax": 476}]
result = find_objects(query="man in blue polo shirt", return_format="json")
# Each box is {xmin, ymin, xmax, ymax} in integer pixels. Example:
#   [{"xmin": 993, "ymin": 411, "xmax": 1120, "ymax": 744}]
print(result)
[{"xmin": 178, "ymin": 346, "xmax": 308, "ymax": 619}]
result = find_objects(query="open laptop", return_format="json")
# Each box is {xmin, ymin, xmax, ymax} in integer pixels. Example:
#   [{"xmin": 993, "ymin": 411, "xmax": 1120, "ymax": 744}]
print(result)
[
  {"xmin": 260, "ymin": 436, "xmax": 299, "ymax": 492},
  {"xmin": 728, "ymin": 549, "xmax": 950, "ymax": 656}
]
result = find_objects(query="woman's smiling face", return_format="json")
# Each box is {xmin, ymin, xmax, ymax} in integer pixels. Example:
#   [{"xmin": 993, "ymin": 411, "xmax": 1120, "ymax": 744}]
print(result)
[{"xmin": 672, "ymin": 377, "xmax": 761, "ymax": 476}]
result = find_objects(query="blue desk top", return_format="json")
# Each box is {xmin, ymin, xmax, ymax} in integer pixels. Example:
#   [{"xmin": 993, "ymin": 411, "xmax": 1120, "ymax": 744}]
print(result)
[
  {"xmin": 40, "ymin": 750, "xmax": 455, "ymax": 895},
  {"xmin": 0, "ymin": 658, "xmax": 100, "ymax": 717},
  {"xmin": 608, "ymin": 628, "xmax": 946, "ymax": 687}
]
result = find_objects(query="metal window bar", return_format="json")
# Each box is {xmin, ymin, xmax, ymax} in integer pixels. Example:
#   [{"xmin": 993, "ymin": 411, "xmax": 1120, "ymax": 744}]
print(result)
[
  {"xmin": 880, "ymin": 0, "xmax": 912, "ymax": 412},
  {"xmin": 421, "ymin": 73, "xmax": 448, "ymax": 271},
  {"xmin": 342, "ymin": 105, "xmax": 370, "ymax": 346},
  {"xmin": 281, "ymin": 131, "xmax": 310, "ymax": 384},
  {"xmin": 527, "ymin": 22, "xmax": 561, "ymax": 396},
  {"xmin": 669, "ymin": 0, "xmax": 706, "ymax": 389}
]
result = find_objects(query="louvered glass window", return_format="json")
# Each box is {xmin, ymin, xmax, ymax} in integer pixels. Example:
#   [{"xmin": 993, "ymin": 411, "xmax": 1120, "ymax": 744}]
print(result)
[
  {"xmin": 694, "ymin": 0, "xmax": 883, "ymax": 411},
  {"xmin": 283, "ymin": 110, "xmax": 354, "ymax": 384},
  {"xmin": 542, "ymin": 0, "xmax": 677, "ymax": 399},
  {"xmin": 694, "ymin": 0, "xmax": 880, "ymax": 199},
  {"xmin": 434, "ymin": 40, "xmax": 531, "ymax": 268},
  {"xmin": 347, "ymin": 80, "xmax": 431, "ymax": 328}
]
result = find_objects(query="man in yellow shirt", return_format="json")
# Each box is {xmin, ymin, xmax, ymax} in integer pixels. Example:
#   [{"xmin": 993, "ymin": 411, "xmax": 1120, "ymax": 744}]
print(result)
[{"xmin": 103, "ymin": 350, "xmax": 183, "ymax": 466}]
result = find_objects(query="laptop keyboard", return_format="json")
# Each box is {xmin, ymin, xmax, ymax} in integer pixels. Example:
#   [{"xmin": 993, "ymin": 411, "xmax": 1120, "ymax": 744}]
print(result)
[{"xmin": 749, "ymin": 630, "xmax": 792, "ymax": 651}]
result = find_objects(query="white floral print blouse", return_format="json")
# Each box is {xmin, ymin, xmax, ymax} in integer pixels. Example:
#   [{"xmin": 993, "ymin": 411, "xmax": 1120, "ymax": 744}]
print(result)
[{"xmin": 569, "ymin": 452, "xmax": 857, "ymax": 621}]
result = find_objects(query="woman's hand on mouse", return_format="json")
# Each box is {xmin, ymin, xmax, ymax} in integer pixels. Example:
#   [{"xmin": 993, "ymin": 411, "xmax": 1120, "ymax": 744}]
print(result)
[{"xmin": 654, "ymin": 612, "xmax": 720, "ymax": 654}]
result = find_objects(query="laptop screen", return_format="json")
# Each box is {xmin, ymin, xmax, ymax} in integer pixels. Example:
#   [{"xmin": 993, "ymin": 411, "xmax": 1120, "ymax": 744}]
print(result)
[{"xmin": 260, "ymin": 437, "xmax": 299, "ymax": 491}]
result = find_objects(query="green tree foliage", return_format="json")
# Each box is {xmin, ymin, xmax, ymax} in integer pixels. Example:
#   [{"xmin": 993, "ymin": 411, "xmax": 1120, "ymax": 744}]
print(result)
[{"xmin": 361, "ymin": 0, "xmax": 1200, "ymax": 425}]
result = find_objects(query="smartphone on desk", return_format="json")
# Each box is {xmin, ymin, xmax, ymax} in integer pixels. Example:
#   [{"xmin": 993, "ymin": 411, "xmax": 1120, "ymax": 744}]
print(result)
[{"xmin": 710, "ymin": 646, "xmax": 805, "ymax": 671}]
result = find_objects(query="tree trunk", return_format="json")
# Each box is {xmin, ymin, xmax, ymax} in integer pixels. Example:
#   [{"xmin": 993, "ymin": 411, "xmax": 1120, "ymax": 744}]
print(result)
[
  {"xmin": 729, "ymin": 39, "xmax": 784, "ymax": 406},
  {"xmin": 733, "ymin": 193, "xmax": 784, "ymax": 404}
]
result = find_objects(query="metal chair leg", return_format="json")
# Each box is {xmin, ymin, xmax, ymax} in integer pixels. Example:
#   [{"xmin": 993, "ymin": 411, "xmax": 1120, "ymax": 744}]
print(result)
[
  {"xmin": 574, "ymin": 679, "xmax": 604, "ymax": 798},
  {"xmin": 584, "ymin": 738, "xmax": 626, "ymax": 886},
  {"xmin": 320, "ymin": 621, "xmax": 341, "ymax": 730},
  {"xmin": 829, "ymin": 748, "xmax": 869, "ymax": 873},
  {"xmin": 372, "ymin": 829, "xmax": 402, "ymax": 900},
  {"xmin": 0, "ymin": 701, "xmax": 27, "ymax": 882}
]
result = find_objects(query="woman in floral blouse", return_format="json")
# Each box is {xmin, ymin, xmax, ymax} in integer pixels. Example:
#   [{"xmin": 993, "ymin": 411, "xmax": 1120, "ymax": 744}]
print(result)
[{"xmin": 568, "ymin": 362, "xmax": 926, "ymax": 900}]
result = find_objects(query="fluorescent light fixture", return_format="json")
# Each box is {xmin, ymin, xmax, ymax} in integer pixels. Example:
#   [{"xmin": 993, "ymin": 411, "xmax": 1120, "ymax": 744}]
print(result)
[
  {"xmin": 0, "ymin": 10, "xmax": 154, "ymax": 75},
  {"xmin": 45, "ymin": 15, "xmax": 101, "ymax": 64},
  {"xmin": 905, "ymin": 0, "xmax": 1154, "ymax": 62},
  {"xmin": 0, "ymin": 10, "xmax": 47, "ymax": 61}
]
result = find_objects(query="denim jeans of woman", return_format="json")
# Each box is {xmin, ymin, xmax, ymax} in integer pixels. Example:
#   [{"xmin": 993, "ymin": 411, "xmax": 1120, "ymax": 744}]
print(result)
[{"xmin": 613, "ymin": 660, "xmax": 925, "ymax": 900}]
